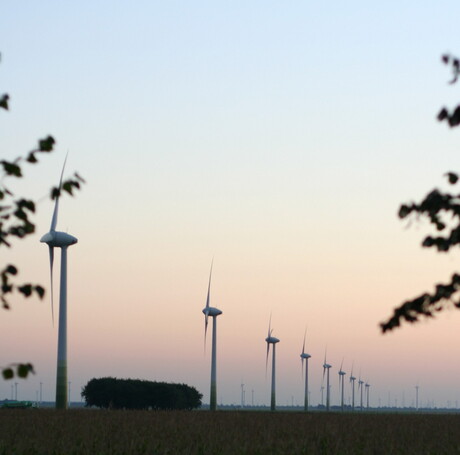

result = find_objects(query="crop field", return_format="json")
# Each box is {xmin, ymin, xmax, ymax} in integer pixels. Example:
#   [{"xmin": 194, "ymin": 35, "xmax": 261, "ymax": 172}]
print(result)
[{"xmin": 0, "ymin": 409, "xmax": 459, "ymax": 454}]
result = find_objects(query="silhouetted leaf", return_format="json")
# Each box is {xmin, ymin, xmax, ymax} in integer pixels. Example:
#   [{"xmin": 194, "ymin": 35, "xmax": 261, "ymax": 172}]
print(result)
[
  {"xmin": 51, "ymin": 187, "xmax": 60, "ymax": 199},
  {"xmin": 37, "ymin": 136, "xmax": 55, "ymax": 152},
  {"xmin": 18, "ymin": 284, "xmax": 32, "ymax": 297},
  {"xmin": 34, "ymin": 286, "xmax": 45, "ymax": 299},
  {"xmin": 6, "ymin": 265, "xmax": 17, "ymax": 275},
  {"xmin": 445, "ymin": 172, "xmax": 459, "ymax": 184},
  {"xmin": 1, "ymin": 284, "xmax": 13, "ymax": 294},
  {"xmin": 398, "ymin": 204, "xmax": 411, "ymax": 219},
  {"xmin": 0, "ymin": 94, "xmax": 8, "ymax": 110},
  {"xmin": 438, "ymin": 108, "xmax": 448, "ymax": 121},
  {"xmin": 17, "ymin": 363, "xmax": 34, "ymax": 378},
  {"xmin": 2, "ymin": 368, "xmax": 13, "ymax": 380},
  {"xmin": 62, "ymin": 181, "xmax": 73, "ymax": 195},
  {"xmin": 26, "ymin": 152, "xmax": 37, "ymax": 163},
  {"xmin": 1, "ymin": 161, "xmax": 21, "ymax": 177}
]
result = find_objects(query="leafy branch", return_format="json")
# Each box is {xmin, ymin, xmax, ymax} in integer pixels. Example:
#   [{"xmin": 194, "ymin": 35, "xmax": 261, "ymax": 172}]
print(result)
[
  {"xmin": 381, "ymin": 54, "xmax": 460, "ymax": 332},
  {"xmin": 1, "ymin": 56, "xmax": 84, "ymax": 378}
]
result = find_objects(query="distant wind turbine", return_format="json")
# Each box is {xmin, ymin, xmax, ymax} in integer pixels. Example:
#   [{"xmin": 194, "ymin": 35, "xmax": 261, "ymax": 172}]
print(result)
[
  {"xmin": 349, "ymin": 364, "xmax": 356, "ymax": 411},
  {"xmin": 265, "ymin": 316, "xmax": 280, "ymax": 411},
  {"xmin": 322, "ymin": 351, "xmax": 332, "ymax": 411},
  {"xmin": 358, "ymin": 377, "xmax": 364, "ymax": 411},
  {"xmin": 41, "ymin": 159, "xmax": 78, "ymax": 410},
  {"xmin": 202, "ymin": 261, "xmax": 222, "ymax": 411},
  {"xmin": 338, "ymin": 360, "xmax": 346, "ymax": 411},
  {"xmin": 365, "ymin": 382, "xmax": 370, "ymax": 409},
  {"xmin": 300, "ymin": 328, "xmax": 311, "ymax": 412}
]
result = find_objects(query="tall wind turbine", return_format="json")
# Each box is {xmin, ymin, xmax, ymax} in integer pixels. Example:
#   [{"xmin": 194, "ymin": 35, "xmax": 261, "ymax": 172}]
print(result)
[
  {"xmin": 41, "ymin": 160, "xmax": 78, "ymax": 410},
  {"xmin": 265, "ymin": 317, "xmax": 280, "ymax": 411},
  {"xmin": 338, "ymin": 360, "xmax": 346, "ymax": 412},
  {"xmin": 322, "ymin": 351, "xmax": 332, "ymax": 411},
  {"xmin": 300, "ymin": 329, "xmax": 311, "ymax": 412},
  {"xmin": 349, "ymin": 365, "xmax": 356, "ymax": 411},
  {"xmin": 202, "ymin": 261, "xmax": 222, "ymax": 411}
]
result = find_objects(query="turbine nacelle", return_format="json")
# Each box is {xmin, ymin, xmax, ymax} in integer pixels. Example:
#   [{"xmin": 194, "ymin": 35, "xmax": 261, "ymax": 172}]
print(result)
[
  {"xmin": 300, "ymin": 353, "xmax": 311, "ymax": 359},
  {"xmin": 202, "ymin": 306, "xmax": 222, "ymax": 317},
  {"xmin": 266, "ymin": 336, "xmax": 280, "ymax": 344},
  {"xmin": 323, "ymin": 363, "xmax": 331, "ymax": 369},
  {"xmin": 339, "ymin": 370, "xmax": 346, "ymax": 376},
  {"xmin": 41, "ymin": 231, "xmax": 78, "ymax": 248}
]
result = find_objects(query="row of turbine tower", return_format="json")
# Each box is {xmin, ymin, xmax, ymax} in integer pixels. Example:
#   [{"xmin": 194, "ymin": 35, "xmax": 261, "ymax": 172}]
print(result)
[
  {"xmin": 41, "ymin": 161, "xmax": 370, "ymax": 411},
  {"xmin": 202, "ymin": 262, "xmax": 371, "ymax": 412}
]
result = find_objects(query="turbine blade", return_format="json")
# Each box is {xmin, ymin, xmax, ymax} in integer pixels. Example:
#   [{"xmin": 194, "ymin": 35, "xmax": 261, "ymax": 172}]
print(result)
[
  {"xmin": 50, "ymin": 156, "xmax": 67, "ymax": 231},
  {"xmin": 266, "ymin": 342, "xmax": 270, "ymax": 374},
  {"xmin": 205, "ymin": 259, "xmax": 213, "ymax": 310},
  {"xmin": 340, "ymin": 358, "xmax": 344, "ymax": 372},
  {"xmin": 267, "ymin": 314, "xmax": 272, "ymax": 338},
  {"xmin": 48, "ymin": 246, "xmax": 54, "ymax": 326},
  {"xmin": 302, "ymin": 327, "xmax": 306, "ymax": 355},
  {"xmin": 203, "ymin": 311, "xmax": 209, "ymax": 353},
  {"xmin": 203, "ymin": 259, "xmax": 213, "ymax": 352}
]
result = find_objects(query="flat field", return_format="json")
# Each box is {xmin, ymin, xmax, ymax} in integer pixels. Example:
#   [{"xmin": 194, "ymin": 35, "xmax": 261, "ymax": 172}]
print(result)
[{"xmin": 0, "ymin": 409, "xmax": 459, "ymax": 454}]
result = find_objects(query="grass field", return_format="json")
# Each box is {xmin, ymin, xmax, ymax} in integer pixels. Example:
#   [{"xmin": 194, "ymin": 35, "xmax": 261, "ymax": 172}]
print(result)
[{"xmin": 0, "ymin": 409, "xmax": 459, "ymax": 454}]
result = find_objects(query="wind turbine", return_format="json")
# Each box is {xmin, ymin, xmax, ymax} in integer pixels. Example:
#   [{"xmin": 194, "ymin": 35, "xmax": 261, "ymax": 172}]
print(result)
[
  {"xmin": 349, "ymin": 365, "xmax": 356, "ymax": 411},
  {"xmin": 300, "ymin": 328, "xmax": 311, "ymax": 412},
  {"xmin": 338, "ymin": 360, "xmax": 346, "ymax": 411},
  {"xmin": 202, "ymin": 261, "xmax": 222, "ymax": 411},
  {"xmin": 322, "ymin": 351, "xmax": 332, "ymax": 411},
  {"xmin": 41, "ymin": 160, "xmax": 78, "ymax": 410},
  {"xmin": 265, "ymin": 316, "xmax": 280, "ymax": 411},
  {"xmin": 415, "ymin": 384, "xmax": 419, "ymax": 411},
  {"xmin": 358, "ymin": 376, "xmax": 364, "ymax": 411},
  {"xmin": 365, "ymin": 382, "xmax": 370, "ymax": 409}
]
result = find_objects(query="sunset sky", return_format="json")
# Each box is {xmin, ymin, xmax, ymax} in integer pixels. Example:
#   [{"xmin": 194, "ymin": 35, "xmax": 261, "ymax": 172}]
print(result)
[{"xmin": 2, "ymin": 1, "xmax": 460, "ymax": 408}]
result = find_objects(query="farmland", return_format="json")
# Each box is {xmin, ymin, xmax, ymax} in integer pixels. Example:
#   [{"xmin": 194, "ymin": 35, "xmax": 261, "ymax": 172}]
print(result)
[{"xmin": 0, "ymin": 410, "xmax": 459, "ymax": 454}]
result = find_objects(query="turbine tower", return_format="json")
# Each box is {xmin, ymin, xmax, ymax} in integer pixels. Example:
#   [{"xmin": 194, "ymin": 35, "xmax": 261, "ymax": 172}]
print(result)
[
  {"xmin": 265, "ymin": 317, "xmax": 280, "ymax": 411},
  {"xmin": 349, "ymin": 365, "xmax": 356, "ymax": 411},
  {"xmin": 41, "ymin": 160, "xmax": 78, "ymax": 410},
  {"xmin": 415, "ymin": 385, "xmax": 419, "ymax": 411},
  {"xmin": 338, "ymin": 360, "xmax": 346, "ymax": 412},
  {"xmin": 358, "ymin": 377, "xmax": 364, "ymax": 411},
  {"xmin": 365, "ymin": 382, "xmax": 370, "ymax": 409},
  {"xmin": 202, "ymin": 261, "xmax": 222, "ymax": 411},
  {"xmin": 322, "ymin": 352, "xmax": 332, "ymax": 411},
  {"xmin": 300, "ymin": 329, "xmax": 311, "ymax": 412}
]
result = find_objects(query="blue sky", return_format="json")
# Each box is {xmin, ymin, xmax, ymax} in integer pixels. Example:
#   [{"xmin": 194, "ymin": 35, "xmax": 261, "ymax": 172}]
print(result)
[{"xmin": 2, "ymin": 1, "xmax": 460, "ymax": 407}]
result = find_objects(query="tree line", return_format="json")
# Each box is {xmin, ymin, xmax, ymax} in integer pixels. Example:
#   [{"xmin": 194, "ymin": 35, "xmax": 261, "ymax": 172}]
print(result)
[{"xmin": 81, "ymin": 377, "xmax": 202, "ymax": 410}]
